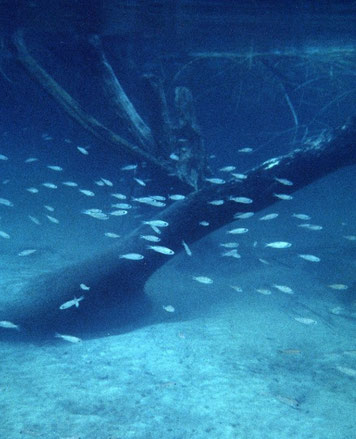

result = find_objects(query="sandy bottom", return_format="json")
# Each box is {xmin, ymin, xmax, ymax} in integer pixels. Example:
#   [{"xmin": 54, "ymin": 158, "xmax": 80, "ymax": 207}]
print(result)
[{"xmin": 1, "ymin": 252, "xmax": 355, "ymax": 439}]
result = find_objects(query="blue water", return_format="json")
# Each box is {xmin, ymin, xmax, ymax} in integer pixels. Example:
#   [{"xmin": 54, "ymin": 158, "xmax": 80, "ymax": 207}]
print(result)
[{"xmin": 0, "ymin": 1, "xmax": 355, "ymax": 438}]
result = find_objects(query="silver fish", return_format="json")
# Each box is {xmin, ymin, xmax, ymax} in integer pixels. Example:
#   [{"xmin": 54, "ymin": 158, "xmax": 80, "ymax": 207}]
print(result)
[
  {"xmin": 109, "ymin": 210, "xmax": 128, "ymax": 216},
  {"xmin": 222, "ymin": 249, "xmax": 241, "ymax": 258},
  {"xmin": 294, "ymin": 317, "xmax": 317, "ymax": 325},
  {"xmin": 150, "ymin": 195, "xmax": 166, "ymax": 201},
  {"xmin": 143, "ymin": 220, "xmax": 169, "ymax": 227},
  {"xmin": 336, "ymin": 366, "xmax": 356, "ymax": 377},
  {"xmin": 168, "ymin": 194, "xmax": 186, "ymax": 201},
  {"xmin": 55, "ymin": 332, "xmax": 82, "ymax": 343},
  {"xmin": 220, "ymin": 242, "xmax": 239, "ymax": 248},
  {"xmin": 133, "ymin": 197, "xmax": 165, "ymax": 207},
  {"xmin": 274, "ymin": 193, "xmax": 293, "ymax": 200},
  {"xmin": 26, "ymin": 187, "xmax": 39, "ymax": 194},
  {"xmin": 256, "ymin": 288, "xmax": 272, "ymax": 295},
  {"xmin": 134, "ymin": 177, "xmax": 146, "ymax": 186},
  {"xmin": 205, "ymin": 177, "xmax": 225, "ymax": 184},
  {"xmin": 328, "ymin": 284, "xmax": 348, "ymax": 290},
  {"xmin": 60, "ymin": 296, "xmax": 84, "ymax": 310},
  {"xmin": 233, "ymin": 212, "xmax": 254, "ymax": 219},
  {"xmin": 231, "ymin": 173, "xmax": 247, "ymax": 180},
  {"xmin": 298, "ymin": 254, "xmax": 320, "ymax": 262},
  {"xmin": 182, "ymin": 240, "xmax": 192, "ymax": 256},
  {"xmin": 28, "ymin": 215, "xmax": 41, "ymax": 225},
  {"xmin": 120, "ymin": 253, "xmax": 144, "ymax": 260},
  {"xmin": 230, "ymin": 285, "xmax": 243, "ymax": 292},
  {"xmin": 274, "ymin": 177, "xmax": 293, "ymax": 186},
  {"xmin": 46, "ymin": 215, "xmax": 59, "ymax": 224},
  {"xmin": 229, "ymin": 196, "xmax": 253, "ymax": 204},
  {"xmin": 0, "ymin": 320, "xmax": 20, "ymax": 330},
  {"xmin": 140, "ymin": 235, "xmax": 161, "ymax": 242},
  {"xmin": 265, "ymin": 241, "xmax": 292, "ymax": 248},
  {"xmin": 227, "ymin": 227, "xmax": 248, "ymax": 234},
  {"xmin": 18, "ymin": 249, "xmax": 37, "ymax": 256},
  {"xmin": 82, "ymin": 209, "xmax": 109, "ymax": 220},
  {"xmin": 272, "ymin": 284, "xmax": 294, "ymax": 294},
  {"xmin": 101, "ymin": 178, "xmax": 113, "ymax": 186},
  {"xmin": 62, "ymin": 181, "xmax": 78, "ymax": 187},
  {"xmin": 111, "ymin": 193, "xmax": 127, "ymax": 200},
  {"xmin": 193, "ymin": 276, "xmax": 213, "ymax": 284},
  {"xmin": 79, "ymin": 189, "xmax": 95, "ymax": 196},
  {"xmin": 111, "ymin": 203, "xmax": 132, "ymax": 209},
  {"xmin": 343, "ymin": 235, "xmax": 356, "ymax": 241},
  {"xmin": 208, "ymin": 200, "xmax": 224, "ymax": 206},
  {"xmin": 42, "ymin": 182, "xmax": 57, "ymax": 189},
  {"xmin": 297, "ymin": 224, "xmax": 323, "ymax": 231},
  {"xmin": 0, "ymin": 197, "xmax": 13, "ymax": 207},
  {"xmin": 147, "ymin": 245, "xmax": 174, "ymax": 255},
  {"xmin": 104, "ymin": 232, "xmax": 120, "ymax": 238},
  {"xmin": 121, "ymin": 164, "xmax": 137, "ymax": 171},
  {"xmin": 47, "ymin": 165, "xmax": 63, "ymax": 171},
  {"xmin": 292, "ymin": 213, "xmax": 311, "ymax": 220},
  {"xmin": 219, "ymin": 165, "xmax": 236, "ymax": 172},
  {"xmin": 77, "ymin": 146, "xmax": 89, "ymax": 155},
  {"xmin": 259, "ymin": 213, "xmax": 279, "ymax": 221}
]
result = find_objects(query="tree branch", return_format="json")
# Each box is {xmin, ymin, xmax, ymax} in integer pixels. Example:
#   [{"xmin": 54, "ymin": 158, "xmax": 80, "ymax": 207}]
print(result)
[
  {"xmin": 13, "ymin": 30, "xmax": 176, "ymax": 180},
  {"xmin": 88, "ymin": 35, "xmax": 156, "ymax": 151}
]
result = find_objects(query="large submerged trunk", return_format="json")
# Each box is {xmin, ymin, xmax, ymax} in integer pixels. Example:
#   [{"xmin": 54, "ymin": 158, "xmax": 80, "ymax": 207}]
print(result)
[{"xmin": 2, "ymin": 117, "xmax": 355, "ymax": 336}]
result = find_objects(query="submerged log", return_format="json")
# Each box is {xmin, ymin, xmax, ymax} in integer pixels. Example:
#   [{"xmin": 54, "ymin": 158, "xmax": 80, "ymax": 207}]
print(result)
[
  {"xmin": 13, "ymin": 30, "xmax": 176, "ymax": 181},
  {"xmin": 1, "ymin": 117, "xmax": 355, "ymax": 337},
  {"xmin": 13, "ymin": 31, "xmax": 210, "ymax": 190}
]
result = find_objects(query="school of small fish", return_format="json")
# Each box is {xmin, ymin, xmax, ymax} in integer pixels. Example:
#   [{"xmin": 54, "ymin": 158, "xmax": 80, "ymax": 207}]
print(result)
[{"xmin": 0, "ymin": 142, "xmax": 353, "ymax": 346}]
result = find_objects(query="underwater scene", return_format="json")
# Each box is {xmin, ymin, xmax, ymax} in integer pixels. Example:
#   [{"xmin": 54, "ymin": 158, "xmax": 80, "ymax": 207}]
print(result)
[{"xmin": 0, "ymin": 1, "xmax": 356, "ymax": 438}]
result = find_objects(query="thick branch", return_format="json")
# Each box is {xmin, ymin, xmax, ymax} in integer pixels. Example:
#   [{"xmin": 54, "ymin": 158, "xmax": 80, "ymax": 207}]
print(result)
[
  {"xmin": 143, "ymin": 73, "xmax": 175, "ymax": 155},
  {"xmin": 13, "ymin": 31, "xmax": 210, "ymax": 190},
  {"xmin": 2, "ymin": 117, "xmax": 355, "ymax": 336},
  {"xmin": 172, "ymin": 86, "xmax": 208, "ymax": 190},
  {"xmin": 13, "ymin": 31, "xmax": 175, "ymax": 179},
  {"xmin": 88, "ymin": 35, "xmax": 156, "ymax": 151}
]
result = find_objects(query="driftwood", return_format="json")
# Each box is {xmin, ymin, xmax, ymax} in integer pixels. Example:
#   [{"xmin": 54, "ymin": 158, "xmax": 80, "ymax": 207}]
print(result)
[
  {"xmin": 13, "ymin": 31, "xmax": 209, "ymax": 189},
  {"xmin": 2, "ymin": 116, "xmax": 355, "ymax": 336},
  {"xmin": 12, "ymin": 31, "xmax": 174, "ymax": 176}
]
